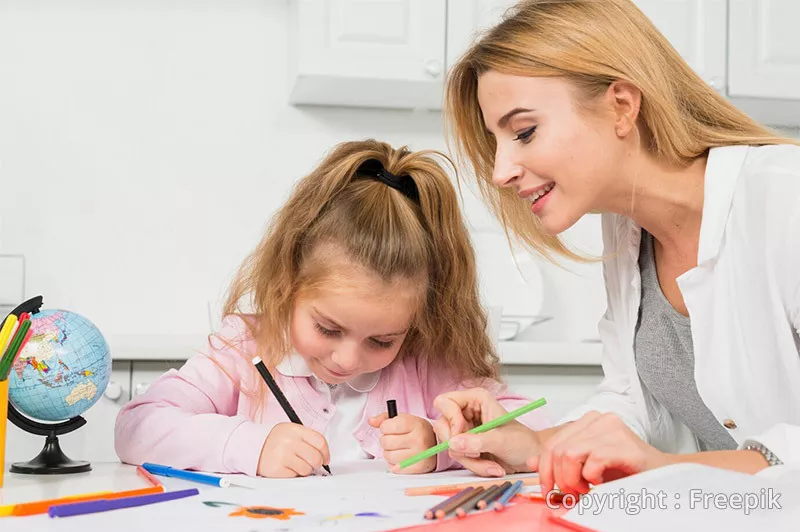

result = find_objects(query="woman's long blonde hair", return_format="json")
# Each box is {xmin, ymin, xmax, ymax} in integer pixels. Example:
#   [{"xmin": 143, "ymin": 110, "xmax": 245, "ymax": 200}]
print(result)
[
  {"xmin": 219, "ymin": 139, "xmax": 498, "ymax": 402},
  {"xmin": 445, "ymin": 0, "xmax": 797, "ymax": 260}
]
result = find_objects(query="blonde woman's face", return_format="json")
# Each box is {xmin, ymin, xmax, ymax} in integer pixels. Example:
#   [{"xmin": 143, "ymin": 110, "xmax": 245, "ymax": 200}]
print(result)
[
  {"xmin": 289, "ymin": 267, "xmax": 421, "ymax": 385},
  {"xmin": 478, "ymin": 71, "xmax": 623, "ymax": 235}
]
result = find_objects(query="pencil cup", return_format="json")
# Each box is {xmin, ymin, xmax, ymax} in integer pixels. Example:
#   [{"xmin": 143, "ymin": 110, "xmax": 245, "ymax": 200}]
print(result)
[{"xmin": 0, "ymin": 379, "xmax": 9, "ymax": 488}]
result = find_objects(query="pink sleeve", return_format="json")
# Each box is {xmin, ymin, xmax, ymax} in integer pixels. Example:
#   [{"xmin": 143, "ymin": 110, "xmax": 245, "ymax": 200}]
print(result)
[
  {"xmin": 114, "ymin": 317, "xmax": 273, "ymax": 476},
  {"xmin": 417, "ymin": 358, "xmax": 553, "ymax": 472}
]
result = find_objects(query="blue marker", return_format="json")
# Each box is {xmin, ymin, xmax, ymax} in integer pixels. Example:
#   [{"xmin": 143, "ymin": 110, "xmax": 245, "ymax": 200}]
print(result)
[
  {"xmin": 493, "ymin": 480, "xmax": 524, "ymax": 511},
  {"xmin": 141, "ymin": 463, "xmax": 230, "ymax": 488}
]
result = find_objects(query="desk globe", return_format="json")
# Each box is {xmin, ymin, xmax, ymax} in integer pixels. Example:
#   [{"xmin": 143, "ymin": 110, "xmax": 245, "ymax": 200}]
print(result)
[{"xmin": 5, "ymin": 297, "xmax": 111, "ymax": 474}]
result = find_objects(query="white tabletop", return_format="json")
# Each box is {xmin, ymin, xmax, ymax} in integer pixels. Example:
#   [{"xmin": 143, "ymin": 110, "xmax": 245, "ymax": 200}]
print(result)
[
  {"xmin": 0, "ymin": 460, "xmax": 533, "ymax": 532},
  {"xmin": 1, "ymin": 462, "xmax": 147, "ymax": 506}
]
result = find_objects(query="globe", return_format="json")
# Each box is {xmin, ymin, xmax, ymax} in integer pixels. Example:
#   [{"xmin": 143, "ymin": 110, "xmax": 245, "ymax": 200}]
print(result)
[{"xmin": 8, "ymin": 309, "xmax": 111, "ymax": 422}]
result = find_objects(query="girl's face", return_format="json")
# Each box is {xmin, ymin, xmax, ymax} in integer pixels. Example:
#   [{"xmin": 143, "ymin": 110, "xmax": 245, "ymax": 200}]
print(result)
[
  {"xmin": 477, "ymin": 71, "xmax": 627, "ymax": 235},
  {"xmin": 290, "ymin": 264, "xmax": 422, "ymax": 385}
]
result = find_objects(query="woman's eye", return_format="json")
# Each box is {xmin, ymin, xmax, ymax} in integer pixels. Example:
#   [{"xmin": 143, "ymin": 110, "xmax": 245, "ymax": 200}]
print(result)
[
  {"xmin": 315, "ymin": 323, "xmax": 340, "ymax": 337},
  {"xmin": 514, "ymin": 126, "xmax": 537, "ymax": 143}
]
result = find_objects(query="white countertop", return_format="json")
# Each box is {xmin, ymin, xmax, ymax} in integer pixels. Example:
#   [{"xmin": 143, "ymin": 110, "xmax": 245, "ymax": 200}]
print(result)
[{"xmin": 107, "ymin": 335, "xmax": 603, "ymax": 366}]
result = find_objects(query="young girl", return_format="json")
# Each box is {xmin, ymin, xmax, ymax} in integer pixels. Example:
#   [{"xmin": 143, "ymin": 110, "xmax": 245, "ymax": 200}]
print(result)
[{"xmin": 115, "ymin": 139, "xmax": 550, "ymax": 478}]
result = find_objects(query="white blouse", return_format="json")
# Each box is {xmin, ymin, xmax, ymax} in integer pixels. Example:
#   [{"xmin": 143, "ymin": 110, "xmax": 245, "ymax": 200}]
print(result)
[{"xmin": 560, "ymin": 145, "xmax": 800, "ymax": 472}]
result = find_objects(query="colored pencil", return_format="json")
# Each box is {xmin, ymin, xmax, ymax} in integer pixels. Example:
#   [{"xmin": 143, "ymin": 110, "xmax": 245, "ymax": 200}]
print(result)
[
  {"xmin": 477, "ymin": 482, "xmax": 510, "ymax": 509},
  {"xmin": 434, "ymin": 487, "xmax": 479, "ymax": 520},
  {"xmin": 49, "ymin": 488, "xmax": 199, "ymax": 518},
  {"xmin": 404, "ymin": 475, "xmax": 540, "ymax": 496},
  {"xmin": 398, "ymin": 398, "xmax": 546, "ymax": 469},
  {"xmin": 12, "ymin": 329, "xmax": 33, "ymax": 365},
  {"xmin": 424, "ymin": 487, "xmax": 472, "ymax": 520},
  {"xmin": 136, "ymin": 465, "xmax": 163, "ymax": 487},
  {"xmin": 454, "ymin": 487, "xmax": 487, "ymax": 518},
  {"xmin": 252, "ymin": 356, "xmax": 331, "ymax": 475},
  {"xmin": 387, "ymin": 399, "xmax": 398, "ymax": 418},
  {"xmin": 493, "ymin": 480, "xmax": 524, "ymax": 510},
  {"xmin": 0, "ymin": 319, "xmax": 31, "ymax": 380},
  {"xmin": 0, "ymin": 491, "xmax": 112, "ymax": 517},
  {"xmin": 8, "ymin": 487, "xmax": 163, "ymax": 517},
  {"xmin": 142, "ymin": 462, "xmax": 230, "ymax": 487},
  {"xmin": 0, "ymin": 315, "xmax": 17, "ymax": 358}
]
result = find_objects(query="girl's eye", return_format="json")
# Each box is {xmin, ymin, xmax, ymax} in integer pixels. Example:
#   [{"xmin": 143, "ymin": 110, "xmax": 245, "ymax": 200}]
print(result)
[
  {"xmin": 370, "ymin": 338, "xmax": 394, "ymax": 349},
  {"xmin": 315, "ymin": 323, "xmax": 340, "ymax": 337},
  {"xmin": 514, "ymin": 126, "xmax": 537, "ymax": 143}
]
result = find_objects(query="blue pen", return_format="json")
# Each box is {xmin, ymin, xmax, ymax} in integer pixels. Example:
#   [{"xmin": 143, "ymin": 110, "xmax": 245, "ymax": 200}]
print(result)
[
  {"xmin": 493, "ymin": 480, "xmax": 524, "ymax": 511},
  {"xmin": 141, "ymin": 463, "xmax": 230, "ymax": 488}
]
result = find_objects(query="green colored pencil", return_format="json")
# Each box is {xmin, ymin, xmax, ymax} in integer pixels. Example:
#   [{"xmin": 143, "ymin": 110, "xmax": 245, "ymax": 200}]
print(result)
[
  {"xmin": 399, "ymin": 397, "xmax": 547, "ymax": 469},
  {"xmin": 0, "ymin": 319, "xmax": 31, "ymax": 380}
]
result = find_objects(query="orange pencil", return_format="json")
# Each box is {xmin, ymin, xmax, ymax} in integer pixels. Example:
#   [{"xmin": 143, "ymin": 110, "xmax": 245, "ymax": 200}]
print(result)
[
  {"xmin": 10, "ymin": 485, "xmax": 164, "ymax": 516},
  {"xmin": 405, "ymin": 476, "xmax": 540, "ymax": 496},
  {"xmin": 137, "ymin": 465, "xmax": 163, "ymax": 487}
]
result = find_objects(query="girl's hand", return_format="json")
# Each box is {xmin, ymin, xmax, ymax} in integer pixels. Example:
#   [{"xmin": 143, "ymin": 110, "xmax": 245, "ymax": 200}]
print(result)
[
  {"xmin": 530, "ymin": 411, "xmax": 674, "ymax": 495},
  {"xmin": 257, "ymin": 422, "xmax": 331, "ymax": 478},
  {"xmin": 433, "ymin": 388, "xmax": 542, "ymax": 476},
  {"xmin": 369, "ymin": 413, "xmax": 437, "ymax": 474}
]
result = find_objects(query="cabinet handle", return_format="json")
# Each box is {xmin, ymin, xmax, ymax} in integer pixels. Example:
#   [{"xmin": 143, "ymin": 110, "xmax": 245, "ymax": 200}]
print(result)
[
  {"xmin": 104, "ymin": 381, "xmax": 123, "ymax": 401},
  {"xmin": 424, "ymin": 60, "xmax": 443, "ymax": 78},
  {"xmin": 134, "ymin": 382, "xmax": 151, "ymax": 397}
]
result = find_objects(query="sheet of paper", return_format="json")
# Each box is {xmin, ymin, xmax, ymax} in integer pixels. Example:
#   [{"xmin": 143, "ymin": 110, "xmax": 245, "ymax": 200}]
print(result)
[
  {"xmin": 1, "ymin": 460, "xmax": 540, "ymax": 532},
  {"xmin": 556, "ymin": 463, "xmax": 800, "ymax": 532}
]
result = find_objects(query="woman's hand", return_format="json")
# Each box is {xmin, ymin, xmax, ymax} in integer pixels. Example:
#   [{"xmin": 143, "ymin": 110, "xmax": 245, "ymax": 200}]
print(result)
[
  {"xmin": 369, "ymin": 413, "xmax": 438, "ymax": 474},
  {"xmin": 530, "ymin": 411, "xmax": 674, "ymax": 495},
  {"xmin": 433, "ymin": 388, "xmax": 542, "ymax": 476}
]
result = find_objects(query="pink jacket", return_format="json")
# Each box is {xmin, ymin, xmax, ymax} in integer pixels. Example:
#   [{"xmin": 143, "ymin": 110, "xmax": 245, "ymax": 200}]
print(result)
[{"xmin": 115, "ymin": 316, "xmax": 551, "ymax": 476}]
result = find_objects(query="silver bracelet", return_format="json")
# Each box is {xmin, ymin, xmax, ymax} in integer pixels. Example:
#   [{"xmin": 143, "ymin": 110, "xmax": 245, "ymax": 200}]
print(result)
[{"xmin": 744, "ymin": 442, "xmax": 784, "ymax": 467}]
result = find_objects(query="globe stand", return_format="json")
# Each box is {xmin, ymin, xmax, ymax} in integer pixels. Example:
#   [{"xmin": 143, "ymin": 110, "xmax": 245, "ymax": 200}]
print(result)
[
  {"xmin": 7, "ymin": 402, "xmax": 92, "ymax": 475},
  {"xmin": 10, "ymin": 432, "xmax": 91, "ymax": 474}
]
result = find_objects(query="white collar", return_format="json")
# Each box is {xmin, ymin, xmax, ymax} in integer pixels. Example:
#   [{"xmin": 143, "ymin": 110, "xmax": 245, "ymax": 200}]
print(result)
[{"xmin": 274, "ymin": 352, "xmax": 381, "ymax": 393}]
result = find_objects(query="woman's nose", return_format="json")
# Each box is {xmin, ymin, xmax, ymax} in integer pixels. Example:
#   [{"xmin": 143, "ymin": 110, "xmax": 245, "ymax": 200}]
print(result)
[{"xmin": 492, "ymin": 147, "xmax": 523, "ymax": 188}]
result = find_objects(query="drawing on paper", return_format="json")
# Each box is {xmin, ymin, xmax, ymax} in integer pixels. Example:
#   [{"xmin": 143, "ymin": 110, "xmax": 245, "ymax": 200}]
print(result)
[
  {"xmin": 325, "ymin": 512, "xmax": 389, "ymax": 521},
  {"xmin": 203, "ymin": 501, "xmax": 305, "ymax": 520}
]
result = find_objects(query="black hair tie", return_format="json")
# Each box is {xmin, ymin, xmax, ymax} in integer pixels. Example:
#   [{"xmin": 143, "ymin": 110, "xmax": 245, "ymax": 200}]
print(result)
[{"xmin": 357, "ymin": 159, "xmax": 420, "ymax": 203}]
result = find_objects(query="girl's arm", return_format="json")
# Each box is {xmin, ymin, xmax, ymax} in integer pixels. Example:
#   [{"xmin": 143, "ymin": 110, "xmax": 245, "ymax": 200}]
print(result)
[{"xmin": 114, "ymin": 318, "xmax": 273, "ymax": 475}]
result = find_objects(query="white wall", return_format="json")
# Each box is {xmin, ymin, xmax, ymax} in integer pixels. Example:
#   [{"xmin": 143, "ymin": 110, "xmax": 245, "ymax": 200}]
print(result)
[{"xmin": 0, "ymin": 0, "xmax": 606, "ymax": 355}]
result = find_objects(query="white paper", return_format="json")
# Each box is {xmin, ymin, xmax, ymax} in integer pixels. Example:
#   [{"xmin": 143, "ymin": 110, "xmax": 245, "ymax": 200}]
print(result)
[
  {"xmin": 1, "ymin": 460, "xmax": 539, "ymax": 532},
  {"xmin": 557, "ymin": 463, "xmax": 800, "ymax": 532}
]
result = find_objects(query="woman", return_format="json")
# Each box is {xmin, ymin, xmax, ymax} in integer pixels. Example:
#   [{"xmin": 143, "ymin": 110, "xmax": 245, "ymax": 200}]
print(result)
[{"xmin": 433, "ymin": 0, "xmax": 800, "ymax": 496}]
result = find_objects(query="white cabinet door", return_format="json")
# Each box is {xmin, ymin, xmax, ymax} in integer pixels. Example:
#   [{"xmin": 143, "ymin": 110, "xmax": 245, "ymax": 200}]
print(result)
[
  {"xmin": 501, "ymin": 365, "xmax": 604, "ymax": 424},
  {"xmin": 446, "ymin": 0, "xmax": 517, "ymax": 68},
  {"xmin": 5, "ymin": 361, "xmax": 131, "ymax": 466},
  {"xmin": 728, "ymin": 0, "xmax": 800, "ymax": 99},
  {"xmin": 634, "ymin": 0, "xmax": 728, "ymax": 92},
  {"xmin": 130, "ymin": 361, "xmax": 186, "ymax": 400},
  {"xmin": 289, "ymin": 0, "xmax": 447, "ymax": 109}
]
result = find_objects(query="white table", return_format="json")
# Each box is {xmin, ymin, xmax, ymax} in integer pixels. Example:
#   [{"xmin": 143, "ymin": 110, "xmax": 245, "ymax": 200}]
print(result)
[
  {"xmin": 0, "ymin": 460, "xmax": 531, "ymax": 532},
  {"xmin": 1, "ymin": 462, "xmax": 147, "ymax": 507}
]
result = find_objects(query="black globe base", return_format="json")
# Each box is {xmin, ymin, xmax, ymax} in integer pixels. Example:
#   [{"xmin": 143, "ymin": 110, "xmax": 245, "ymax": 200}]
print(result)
[{"xmin": 10, "ymin": 434, "xmax": 91, "ymax": 475}]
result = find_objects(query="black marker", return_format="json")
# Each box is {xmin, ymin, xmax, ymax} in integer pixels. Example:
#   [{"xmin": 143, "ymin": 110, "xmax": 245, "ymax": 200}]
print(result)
[
  {"xmin": 252, "ymin": 356, "xmax": 332, "ymax": 475},
  {"xmin": 387, "ymin": 399, "xmax": 398, "ymax": 419}
]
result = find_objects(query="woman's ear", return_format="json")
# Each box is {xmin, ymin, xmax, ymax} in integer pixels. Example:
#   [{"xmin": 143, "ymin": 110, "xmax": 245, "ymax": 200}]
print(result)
[{"xmin": 608, "ymin": 81, "xmax": 642, "ymax": 138}]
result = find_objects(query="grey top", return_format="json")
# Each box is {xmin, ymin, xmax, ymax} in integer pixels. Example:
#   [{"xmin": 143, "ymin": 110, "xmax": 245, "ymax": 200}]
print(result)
[{"xmin": 634, "ymin": 230, "xmax": 737, "ymax": 451}]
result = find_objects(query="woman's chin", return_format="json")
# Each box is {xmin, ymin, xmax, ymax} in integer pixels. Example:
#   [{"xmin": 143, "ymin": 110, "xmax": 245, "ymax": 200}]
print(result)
[{"xmin": 538, "ymin": 211, "xmax": 582, "ymax": 237}]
